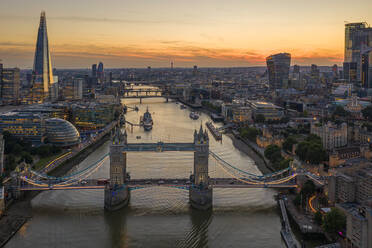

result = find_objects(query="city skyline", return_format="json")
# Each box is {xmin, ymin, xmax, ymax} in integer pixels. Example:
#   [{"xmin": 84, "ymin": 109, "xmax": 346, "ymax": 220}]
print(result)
[{"xmin": 1, "ymin": 0, "xmax": 372, "ymax": 68}]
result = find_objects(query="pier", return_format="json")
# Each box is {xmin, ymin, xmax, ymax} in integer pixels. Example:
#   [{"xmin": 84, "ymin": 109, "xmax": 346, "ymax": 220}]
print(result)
[
  {"xmin": 206, "ymin": 122, "xmax": 222, "ymax": 141},
  {"xmin": 279, "ymin": 198, "xmax": 298, "ymax": 248}
]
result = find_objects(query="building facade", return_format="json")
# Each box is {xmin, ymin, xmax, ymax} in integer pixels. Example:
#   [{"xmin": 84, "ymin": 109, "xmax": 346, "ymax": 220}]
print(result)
[
  {"xmin": 1, "ymin": 68, "xmax": 20, "ymax": 105},
  {"xmin": 247, "ymin": 100, "xmax": 284, "ymax": 120},
  {"xmin": 329, "ymin": 167, "xmax": 372, "ymax": 205},
  {"xmin": 337, "ymin": 202, "xmax": 372, "ymax": 248},
  {"xmin": 311, "ymin": 122, "xmax": 348, "ymax": 150},
  {"xmin": 344, "ymin": 22, "xmax": 372, "ymax": 82},
  {"xmin": 266, "ymin": 53, "xmax": 291, "ymax": 89}
]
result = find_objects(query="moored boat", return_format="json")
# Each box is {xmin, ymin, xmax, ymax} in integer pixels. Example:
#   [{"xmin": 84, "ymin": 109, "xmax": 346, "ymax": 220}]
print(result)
[{"xmin": 189, "ymin": 112, "xmax": 199, "ymax": 120}]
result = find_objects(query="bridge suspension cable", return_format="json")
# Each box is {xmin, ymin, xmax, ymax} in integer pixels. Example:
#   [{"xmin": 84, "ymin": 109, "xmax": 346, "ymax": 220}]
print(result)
[
  {"xmin": 29, "ymin": 153, "xmax": 109, "ymax": 180},
  {"xmin": 209, "ymin": 151, "xmax": 290, "ymax": 180}
]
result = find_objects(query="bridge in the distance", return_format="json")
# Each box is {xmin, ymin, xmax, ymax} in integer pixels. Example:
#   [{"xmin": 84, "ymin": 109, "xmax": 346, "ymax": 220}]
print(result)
[{"xmin": 121, "ymin": 88, "xmax": 179, "ymax": 103}]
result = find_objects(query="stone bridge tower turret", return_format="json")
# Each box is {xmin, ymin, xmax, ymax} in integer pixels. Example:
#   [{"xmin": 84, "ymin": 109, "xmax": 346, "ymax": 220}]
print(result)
[
  {"xmin": 189, "ymin": 125, "xmax": 213, "ymax": 210},
  {"xmin": 104, "ymin": 126, "xmax": 130, "ymax": 211}
]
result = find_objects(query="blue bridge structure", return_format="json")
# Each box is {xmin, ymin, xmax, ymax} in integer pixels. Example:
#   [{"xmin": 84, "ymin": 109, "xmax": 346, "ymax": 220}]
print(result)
[{"xmin": 13, "ymin": 125, "xmax": 302, "ymax": 211}]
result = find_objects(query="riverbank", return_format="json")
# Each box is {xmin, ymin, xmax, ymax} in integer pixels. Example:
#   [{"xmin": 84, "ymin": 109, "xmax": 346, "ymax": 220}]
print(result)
[
  {"xmin": 0, "ymin": 129, "xmax": 113, "ymax": 247},
  {"xmin": 226, "ymin": 133, "xmax": 272, "ymax": 175},
  {"xmin": 0, "ymin": 191, "xmax": 37, "ymax": 247}
]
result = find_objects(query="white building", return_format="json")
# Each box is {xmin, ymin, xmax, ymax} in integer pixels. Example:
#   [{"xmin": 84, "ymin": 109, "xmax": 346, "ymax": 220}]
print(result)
[{"xmin": 311, "ymin": 122, "xmax": 348, "ymax": 150}]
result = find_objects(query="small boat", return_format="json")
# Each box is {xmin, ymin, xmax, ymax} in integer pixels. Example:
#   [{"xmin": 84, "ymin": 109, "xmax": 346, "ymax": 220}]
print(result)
[
  {"xmin": 189, "ymin": 112, "xmax": 199, "ymax": 120},
  {"xmin": 136, "ymin": 136, "xmax": 141, "ymax": 139}
]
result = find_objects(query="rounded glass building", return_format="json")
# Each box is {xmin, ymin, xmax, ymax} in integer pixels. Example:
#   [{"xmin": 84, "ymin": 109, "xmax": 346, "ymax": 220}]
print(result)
[{"xmin": 45, "ymin": 118, "xmax": 81, "ymax": 147}]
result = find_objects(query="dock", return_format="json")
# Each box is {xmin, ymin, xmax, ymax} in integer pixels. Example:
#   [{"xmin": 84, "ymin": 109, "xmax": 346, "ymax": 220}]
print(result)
[
  {"xmin": 279, "ymin": 199, "xmax": 298, "ymax": 248},
  {"xmin": 206, "ymin": 122, "xmax": 222, "ymax": 141}
]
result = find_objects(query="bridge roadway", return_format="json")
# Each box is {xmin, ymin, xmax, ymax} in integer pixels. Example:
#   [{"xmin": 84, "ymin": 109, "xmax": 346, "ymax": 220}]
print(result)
[
  {"xmin": 19, "ymin": 178, "xmax": 297, "ymax": 191},
  {"xmin": 121, "ymin": 142, "xmax": 196, "ymax": 152}
]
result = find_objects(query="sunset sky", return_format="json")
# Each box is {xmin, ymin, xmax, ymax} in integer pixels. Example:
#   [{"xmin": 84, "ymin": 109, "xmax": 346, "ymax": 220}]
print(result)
[{"xmin": 1, "ymin": 0, "xmax": 372, "ymax": 68}]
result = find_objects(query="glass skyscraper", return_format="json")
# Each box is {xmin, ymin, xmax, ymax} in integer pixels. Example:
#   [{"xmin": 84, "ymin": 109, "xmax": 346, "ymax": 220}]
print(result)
[
  {"xmin": 266, "ymin": 53, "xmax": 291, "ymax": 89},
  {"xmin": 32, "ymin": 11, "xmax": 54, "ymax": 98},
  {"xmin": 344, "ymin": 22, "xmax": 372, "ymax": 82}
]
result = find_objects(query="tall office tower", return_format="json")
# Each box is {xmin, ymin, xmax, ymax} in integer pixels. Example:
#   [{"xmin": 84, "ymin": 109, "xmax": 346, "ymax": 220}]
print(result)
[
  {"xmin": 361, "ymin": 53, "xmax": 372, "ymax": 88},
  {"xmin": 1, "ymin": 68, "xmax": 20, "ymax": 105},
  {"xmin": 0, "ymin": 63, "xmax": 3, "ymax": 98},
  {"xmin": 171, "ymin": 61, "xmax": 174, "ymax": 70},
  {"xmin": 344, "ymin": 22, "xmax": 372, "ymax": 81},
  {"xmin": 92, "ymin": 64, "xmax": 97, "ymax": 78},
  {"xmin": 266, "ymin": 53, "xmax": 291, "ymax": 89},
  {"xmin": 310, "ymin": 64, "xmax": 320, "ymax": 82},
  {"xmin": 293, "ymin": 65, "xmax": 300, "ymax": 74},
  {"xmin": 343, "ymin": 62, "xmax": 358, "ymax": 83},
  {"xmin": 332, "ymin": 64, "xmax": 338, "ymax": 78},
  {"xmin": 32, "ymin": 11, "xmax": 54, "ymax": 99},
  {"xmin": 97, "ymin": 62, "xmax": 104, "ymax": 83},
  {"xmin": 193, "ymin": 65, "xmax": 198, "ymax": 76}
]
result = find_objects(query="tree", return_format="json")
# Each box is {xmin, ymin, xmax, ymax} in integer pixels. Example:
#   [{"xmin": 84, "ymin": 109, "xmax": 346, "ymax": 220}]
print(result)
[
  {"xmin": 278, "ymin": 158, "xmax": 292, "ymax": 170},
  {"xmin": 293, "ymin": 194, "xmax": 301, "ymax": 207},
  {"xmin": 4, "ymin": 154, "xmax": 17, "ymax": 172},
  {"xmin": 255, "ymin": 114, "xmax": 265, "ymax": 123},
  {"xmin": 362, "ymin": 106, "xmax": 372, "ymax": 121},
  {"xmin": 283, "ymin": 136, "xmax": 297, "ymax": 153},
  {"xmin": 264, "ymin": 145, "xmax": 282, "ymax": 164},
  {"xmin": 323, "ymin": 208, "xmax": 346, "ymax": 234},
  {"xmin": 300, "ymin": 180, "xmax": 316, "ymax": 198},
  {"xmin": 20, "ymin": 152, "xmax": 33, "ymax": 164},
  {"xmin": 295, "ymin": 134, "xmax": 327, "ymax": 164},
  {"xmin": 240, "ymin": 127, "xmax": 260, "ymax": 142},
  {"xmin": 314, "ymin": 211, "xmax": 323, "ymax": 226},
  {"xmin": 332, "ymin": 105, "xmax": 348, "ymax": 117}
]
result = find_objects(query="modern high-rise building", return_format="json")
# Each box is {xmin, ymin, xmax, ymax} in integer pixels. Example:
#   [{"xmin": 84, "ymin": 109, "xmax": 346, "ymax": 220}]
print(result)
[
  {"xmin": 92, "ymin": 64, "xmax": 97, "ymax": 78},
  {"xmin": 0, "ymin": 63, "xmax": 3, "ymax": 98},
  {"xmin": 266, "ymin": 53, "xmax": 291, "ymax": 89},
  {"xmin": 293, "ymin": 65, "xmax": 300, "ymax": 74},
  {"xmin": 193, "ymin": 65, "xmax": 198, "ymax": 76},
  {"xmin": 28, "ymin": 11, "xmax": 54, "ymax": 103},
  {"xmin": 97, "ymin": 62, "xmax": 104, "ymax": 83},
  {"xmin": 310, "ymin": 64, "xmax": 320, "ymax": 82},
  {"xmin": 1, "ymin": 68, "xmax": 20, "ymax": 105},
  {"xmin": 361, "ymin": 46, "xmax": 372, "ymax": 88},
  {"xmin": 332, "ymin": 64, "xmax": 338, "ymax": 78},
  {"xmin": 344, "ymin": 22, "xmax": 372, "ymax": 81},
  {"xmin": 344, "ymin": 62, "xmax": 358, "ymax": 83}
]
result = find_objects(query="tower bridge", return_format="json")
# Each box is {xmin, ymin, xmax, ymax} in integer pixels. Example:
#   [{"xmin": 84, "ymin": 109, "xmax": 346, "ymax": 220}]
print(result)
[{"xmin": 12, "ymin": 125, "xmax": 302, "ymax": 211}]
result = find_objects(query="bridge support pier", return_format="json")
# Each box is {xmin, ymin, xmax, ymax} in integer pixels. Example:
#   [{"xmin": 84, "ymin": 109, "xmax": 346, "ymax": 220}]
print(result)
[
  {"xmin": 189, "ymin": 186, "xmax": 213, "ymax": 210},
  {"xmin": 104, "ymin": 185, "xmax": 130, "ymax": 211}
]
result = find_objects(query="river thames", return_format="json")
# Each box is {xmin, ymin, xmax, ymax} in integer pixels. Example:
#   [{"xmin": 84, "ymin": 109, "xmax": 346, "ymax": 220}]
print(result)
[{"xmin": 6, "ymin": 98, "xmax": 285, "ymax": 248}]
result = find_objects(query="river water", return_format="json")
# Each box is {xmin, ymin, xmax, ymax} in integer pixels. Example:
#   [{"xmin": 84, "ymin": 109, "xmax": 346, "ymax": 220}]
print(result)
[{"xmin": 6, "ymin": 98, "xmax": 285, "ymax": 248}]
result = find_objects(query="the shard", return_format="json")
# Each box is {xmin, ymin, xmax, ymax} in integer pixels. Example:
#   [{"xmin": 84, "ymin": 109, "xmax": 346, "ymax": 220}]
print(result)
[{"xmin": 32, "ymin": 11, "xmax": 53, "ymax": 95}]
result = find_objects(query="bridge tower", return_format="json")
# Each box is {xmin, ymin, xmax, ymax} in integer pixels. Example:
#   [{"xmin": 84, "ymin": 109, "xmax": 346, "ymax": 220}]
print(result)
[
  {"xmin": 104, "ymin": 127, "xmax": 130, "ymax": 211},
  {"xmin": 189, "ymin": 125, "xmax": 213, "ymax": 210}
]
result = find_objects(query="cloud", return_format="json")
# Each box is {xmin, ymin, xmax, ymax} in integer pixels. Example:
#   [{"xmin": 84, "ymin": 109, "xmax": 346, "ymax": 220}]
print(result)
[
  {"xmin": 0, "ymin": 42, "xmax": 33, "ymax": 47},
  {"xmin": 0, "ymin": 40, "xmax": 344, "ymax": 68}
]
